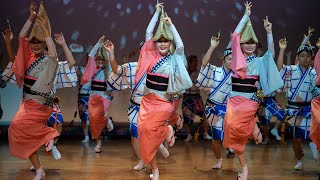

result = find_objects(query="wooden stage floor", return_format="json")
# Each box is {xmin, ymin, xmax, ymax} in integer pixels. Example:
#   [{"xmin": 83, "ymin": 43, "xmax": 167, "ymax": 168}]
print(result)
[{"xmin": 0, "ymin": 138, "xmax": 319, "ymax": 180}]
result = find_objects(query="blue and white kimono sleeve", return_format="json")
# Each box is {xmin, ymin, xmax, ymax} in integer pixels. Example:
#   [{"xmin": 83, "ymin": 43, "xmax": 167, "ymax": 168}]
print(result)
[
  {"xmin": 258, "ymin": 50, "xmax": 284, "ymax": 95},
  {"xmin": 196, "ymin": 64, "xmax": 217, "ymax": 92},
  {"xmin": 1, "ymin": 62, "xmax": 17, "ymax": 84},
  {"xmin": 167, "ymin": 51, "xmax": 193, "ymax": 95},
  {"xmin": 277, "ymin": 65, "xmax": 290, "ymax": 93},
  {"xmin": 107, "ymin": 62, "xmax": 138, "ymax": 91},
  {"xmin": 54, "ymin": 61, "xmax": 78, "ymax": 89},
  {"xmin": 310, "ymin": 70, "xmax": 320, "ymax": 98}
]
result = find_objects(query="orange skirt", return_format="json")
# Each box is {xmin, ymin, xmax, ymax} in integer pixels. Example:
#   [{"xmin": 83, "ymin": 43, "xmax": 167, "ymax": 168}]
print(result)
[
  {"xmin": 223, "ymin": 96, "xmax": 260, "ymax": 155},
  {"xmin": 310, "ymin": 96, "xmax": 320, "ymax": 150},
  {"xmin": 8, "ymin": 100, "xmax": 59, "ymax": 160},
  {"xmin": 138, "ymin": 93, "xmax": 175, "ymax": 163},
  {"xmin": 168, "ymin": 97, "xmax": 181, "ymax": 125},
  {"xmin": 88, "ymin": 94, "xmax": 111, "ymax": 139}
]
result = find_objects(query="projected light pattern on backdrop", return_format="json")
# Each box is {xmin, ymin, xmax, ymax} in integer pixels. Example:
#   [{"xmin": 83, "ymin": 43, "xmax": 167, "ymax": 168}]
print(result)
[
  {"xmin": 0, "ymin": 0, "xmax": 319, "ymax": 123},
  {"xmin": 1, "ymin": 0, "xmax": 319, "ymax": 65}
]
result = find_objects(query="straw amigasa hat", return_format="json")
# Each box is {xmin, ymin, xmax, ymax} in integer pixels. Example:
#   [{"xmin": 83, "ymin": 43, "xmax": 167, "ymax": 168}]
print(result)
[
  {"xmin": 152, "ymin": 8, "xmax": 175, "ymax": 54},
  {"xmin": 240, "ymin": 18, "xmax": 258, "ymax": 44},
  {"xmin": 95, "ymin": 47, "xmax": 108, "ymax": 61},
  {"xmin": 28, "ymin": 2, "xmax": 51, "ymax": 42}
]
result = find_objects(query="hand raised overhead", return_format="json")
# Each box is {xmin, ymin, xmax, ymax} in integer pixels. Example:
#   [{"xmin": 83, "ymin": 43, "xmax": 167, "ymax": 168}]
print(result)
[
  {"xmin": 103, "ymin": 40, "xmax": 114, "ymax": 53},
  {"xmin": 307, "ymin": 26, "xmax": 315, "ymax": 37},
  {"xmin": 54, "ymin": 33, "xmax": 66, "ymax": 46},
  {"xmin": 279, "ymin": 38, "xmax": 287, "ymax": 49},
  {"xmin": 244, "ymin": 1, "xmax": 252, "ymax": 16},
  {"xmin": 210, "ymin": 33, "xmax": 220, "ymax": 48},
  {"xmin": 162, "ymin": 13, "xmax": 172, "ymax": 25},
  {"xmin": 263, "ymin": 16, "xmax": 272, "ymax": 33},
  {"xmin": 29, "ymin": 2, "xmax": 37, "ymax": 21},
  {"xmin": 2, "ymin": 28, "xmax": 13, "ymax": 44},
  {"xmin": 155, "ymin": 0, "xmax": 164, "ymax": 13}
]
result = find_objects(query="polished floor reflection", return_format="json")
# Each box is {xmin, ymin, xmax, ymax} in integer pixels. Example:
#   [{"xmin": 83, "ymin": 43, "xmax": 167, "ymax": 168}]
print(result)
[{"xmin": 0, "ymin": 138, "xmax": 319, "ymax": 180}]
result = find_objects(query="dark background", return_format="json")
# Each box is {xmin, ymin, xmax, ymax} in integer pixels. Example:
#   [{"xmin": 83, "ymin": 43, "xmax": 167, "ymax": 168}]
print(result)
[{"xmin": 0, "ymin": 0, "xmax": 319, "ymax": 67}]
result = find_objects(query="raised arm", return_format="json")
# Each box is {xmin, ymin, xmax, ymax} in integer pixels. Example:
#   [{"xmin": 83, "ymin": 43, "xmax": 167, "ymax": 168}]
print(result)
[
  {"xmin": 2, "ymin": 29, "xmax": 15, "ymax": 63},
  {"xmin": 301, "ymin": 27, "xmax": 315, "ymax": 45},
  {"xmin": 226, "ymin": 39, "xmax": 232, "ymax": 49},
  {"xmin": 19, "ymin": 2, "xmax": 36, "ymax": 38},
  {"xmin": 202, "ymin": 35, "xmax": 220, "ymax": 66},
  {"xmin": 145, "ymin": 2, "xmax": 162, "ymax": 41},
  {"xmin": 104, "ymin": 40, "xmax": 117, "ymax": 73},
  {"xmin": 233, "ymin": 2, "xmax": 251, "ymax": 34},
  {"xmin": 285, "ymin": 51, "xmax": 292, "ymax": 65},
  {"xmin": 230, "ymin": 1, "xmax": 252, "ymax": 78},
  {"xmin": 263, "ymin": 16, "xmax": 274, "ymax": 57},
  {"xmin": 277, "ymin": 38, "xmax": 287, "ymax": 71},
  {"xmin": 89, "ymin": 36, "xmax": 104, "ymax": 58},
  {"xmin": 225, "ymin": 32, "xmax": 232, "ymax": 49},
  {"xmin": 54, "ymin": 33, "xmax": 75, "ymax": 68}
]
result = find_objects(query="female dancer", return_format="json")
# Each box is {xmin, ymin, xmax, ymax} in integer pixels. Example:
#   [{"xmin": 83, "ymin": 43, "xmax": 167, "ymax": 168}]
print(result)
[
  {"xmin": 223, "ymin": 2, "xmax": 283, "ymax": 179},
  {"xmin": 1, "ymin": 2, "xmax": 77, "ymax": 179},
  {"xmin": 2, "ymin": 25, "xmax": 76, "ymax": 162},
  {"xmin": 134, "ymin": 2, "xmax": 192, "ymax": 179},
  {"xmin": 107, "ymin": 42, "xmax": 183, "ymax": 171},
  {"xmin": 81, "ymin": 36, "xmax": 114, "ymax": 153}
]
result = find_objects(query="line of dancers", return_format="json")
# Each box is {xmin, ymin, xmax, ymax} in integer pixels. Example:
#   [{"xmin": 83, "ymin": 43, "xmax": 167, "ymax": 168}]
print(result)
[{"xmin": 1, "ymin": 1, "xmax": 320, "ymax": 180}]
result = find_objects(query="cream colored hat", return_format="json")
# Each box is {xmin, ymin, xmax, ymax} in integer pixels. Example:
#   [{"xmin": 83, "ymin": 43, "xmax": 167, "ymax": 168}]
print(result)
[
  {"xmin": 153, "ymin": 9, "xmax": 173, "ymax": 42},
  {"xmin": 240, "ymin": 18, "xmax": 258, "ymax": 44},
  {"xmin": 28, "ymin": 2, "xmax": 51, "ymax": 42},
  {"xmin": 153, "ymin": 8, "xmax": 175, "ymax": 54},
  {"xmin": 95, "ymin": 47, "xmax": 107, "ymax": 61}
]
